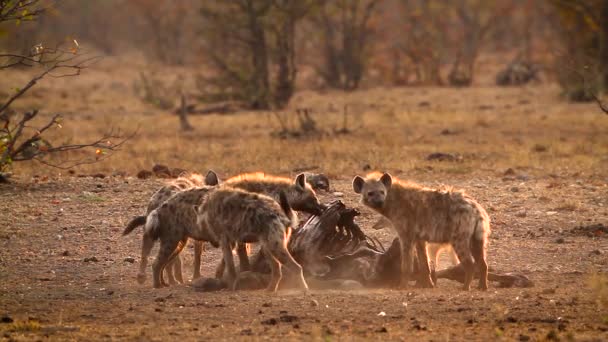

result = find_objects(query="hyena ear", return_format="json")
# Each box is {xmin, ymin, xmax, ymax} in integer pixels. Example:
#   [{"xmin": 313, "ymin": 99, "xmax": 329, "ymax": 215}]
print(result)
[
  {"xmin": 352, "ymin": 176, "xmax": 365, "ymax": 194},
  {"xmin": 380, "ymin": 172, "xmax": 392, "ymax": 189},
  {"xmin": 295, "ymin": 173, "xmax": 306, "ymax": 189},
  {"xmin": 205, "ymin": 170, "xmax": 220, "ymax": 186}
]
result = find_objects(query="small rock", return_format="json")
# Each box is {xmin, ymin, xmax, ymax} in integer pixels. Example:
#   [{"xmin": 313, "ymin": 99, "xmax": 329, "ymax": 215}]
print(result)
[
  {"xmin": 83, "ymin": 256, "xmax": 99, "ymax": 263},
  {"xmin": 375, "ymin": 327, "xmax": 388, "ymax": 333},
  {"xmin": 91, "ymin": 173, "xmax": 106, "ymax": 179},
  {"xmin": 518, "ymin": 334, "xmax": 530, "ymax": 341},
  {"xmin": 152, "ymin": 164, "xmax": 171, "ymax": 177},
  {"xmin": 310, "ymin": 299, "xmax": 319, "ymax": 307},
  {"xmin": 506, "ymin": 316, "xmax": 518, "ymax": 323},
  {"xmin": 426, "ymin": 152, "xmax": 462, "ymax": 162},
  {"xmin": 261, "ymin": 318, "xmax": 278, "ymax": 325},
  {"xmin": 589, "ymin": 249, "xmax": 602, "ymax": 256},
  {"xmin": 279, "ymin": 315, "xmax": 298, "ymax": 323},
  {"xmin": 61, "ymin": 250, "xmax": 70, "ymax": 256},
  {"xmin": 332, "ymin": 192, "xmax": 344, "ymax": 197},
  {"xmin": 137, "ymin": 170, "xmax": 153, "ymax": 179},
  {"xmin": 504, "ymin": 168, "xmax": 516, "ymax": 176},
  {"xmin": 124, "ymin": 257, "xmax": 135, "ymax": 263},
  {"xmin": 532, "ymin": 144, "xmax": 548, "ymax": 153},
  {"xmin": 542, "ymin": 288, "xmax": 556, "ymax": 294},
  {"xmin": 555, "ymin": 238, "xmax": 565, "ymax": 244},
  {"xmin": 510, "ymin": 186, "xmax": 519, "ymax": 192},
  {"xmin": 262, "ymin": 302, "xmax": 272, "ymax": 308},
  {"xmin": 418, "ymin": 101, "xmax": 430, "ymax": 107},
  {"xmin": 240, "ymin": 328, "xmax": 253, "ymax": 336},
  {"xmin": 1, "ymin": 316, "xmax": 13, "ymax": 323},
  {"xmin": 515, "ymin": 211, "xmax": 527, "ymax": 218},
  {"xmin": 362, "ymin": 164, "xmax": 371, "ymax": 171}
]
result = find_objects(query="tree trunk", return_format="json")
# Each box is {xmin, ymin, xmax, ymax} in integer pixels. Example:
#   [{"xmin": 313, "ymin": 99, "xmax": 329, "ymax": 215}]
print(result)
[
  {"xmin": 600, "ymin": 0, "xmax": 608, "ymax": 91},
  {"xmin": 247, "ymin": 1, "xmax": 270, "ymax": 109},
  {"xmin": 178, "ymin": 94, "xmax": 194, "ymax": 131}
]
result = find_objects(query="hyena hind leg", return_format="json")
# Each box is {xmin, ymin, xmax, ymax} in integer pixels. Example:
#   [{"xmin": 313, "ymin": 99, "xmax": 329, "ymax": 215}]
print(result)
[
  {"xmin": 452, "ymin": 239, "xmax": 475, "ymax": 291},
  {"xmin": 472, "ymin": 237, "xmax": 489, "ymax": 291},
  {"xmin": 152, "ymin": 238, "xmax": 180, "ymax": 289},
  {"xmin": 137, "ymin": 233, "xmax": 155, "ymax": 285},
  {"xmin": 265, "ymin": 238, "xmax": 308, "ymax": 291},
  {"xmin": 264, "ymin": 248, "xmax": 282, "ymax": 292}
]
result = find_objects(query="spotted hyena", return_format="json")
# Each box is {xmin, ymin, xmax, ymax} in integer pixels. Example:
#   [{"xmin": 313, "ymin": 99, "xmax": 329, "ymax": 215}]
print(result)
[
  {"xmin": 122, "ymin": 171, "xmax": 219, "ymax": 283},
  {"xmin": 372, "ymin": 217, "xmax": 459, "ymax": 270},
  {"xmin": 223, "ymin": 172, "xmax": 325, "ymax": 216},
  {"xmin": 188, "ymin": 171, "xmax": 325, "ymax": 278},
  {"xmin": 195, "ymin": 187, "xmax": 308, "ymax": 292},
  {"xmin": 125, "ymin": 186, "xmax": 220, "ymax": 288},
  {"xmin": 352, "ymin": 172, "xmax": 490, "ymax": 291}
]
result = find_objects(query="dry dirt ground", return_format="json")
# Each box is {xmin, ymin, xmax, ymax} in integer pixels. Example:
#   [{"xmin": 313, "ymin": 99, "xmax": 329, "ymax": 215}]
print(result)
[
  {"xmin": 1, "ymin": 172, "xmax": 607, "ymax": 341},
  {"xmin": 1, "ymin": 61, "xmax": 608, "ymax": 340}
]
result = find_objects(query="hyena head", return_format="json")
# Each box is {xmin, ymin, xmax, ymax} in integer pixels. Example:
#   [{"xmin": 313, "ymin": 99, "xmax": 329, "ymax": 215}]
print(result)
[
  {"xmin": 205, "ymin": 170, "xmax": 221, "ymax": 186},
  {"xmin": 287, "ymin": 173, "xmax": 325, "ymax": 216},
  {"xmin": 352, "ymin": 172, "xmax": 392, "ymax": 210}
]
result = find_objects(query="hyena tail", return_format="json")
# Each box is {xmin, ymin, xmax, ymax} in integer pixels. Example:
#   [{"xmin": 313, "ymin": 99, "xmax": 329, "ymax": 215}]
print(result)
[
  {"xmin": 144, "ymin": 210, "xmax": 161, "ymax": 241},
  {"xmin": 122, "ymin": 215, "xmax": 147, "ymax": 236}
]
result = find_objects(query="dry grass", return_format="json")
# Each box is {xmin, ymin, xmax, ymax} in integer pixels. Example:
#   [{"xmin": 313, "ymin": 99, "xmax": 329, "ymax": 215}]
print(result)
[{"xmin": 1, "ymin": 58, "xmax": 608, "ymax": 180}]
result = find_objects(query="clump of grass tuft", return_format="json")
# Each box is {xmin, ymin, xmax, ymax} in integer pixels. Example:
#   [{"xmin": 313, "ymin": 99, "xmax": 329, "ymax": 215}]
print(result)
[{"xmin": 2, "ymin": 320, "xmax": 41, "ymax": 333}]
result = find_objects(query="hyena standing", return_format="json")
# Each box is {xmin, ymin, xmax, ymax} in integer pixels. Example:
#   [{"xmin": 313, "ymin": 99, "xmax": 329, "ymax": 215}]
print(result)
[
  {"xmin": 352, "ymin": 172, "xmax": 490, "ymax": 291},
  {"xmin": 122, "ymin": 171, "xmax": 220, "ymax": 283},
  {"xmin": 124, "ymin": 186, "xmax": 219, "ymax": 288},
  {"xmin": 195, "ymin": 188, "xmax": 308, "ymax": 292},
  {"xmin": 373, "ymin": 217, "xmax": 460, "ymax": 269},
  {"xmin": 185, "ymin": 171, "xmax": 325, "ymax": 278}
]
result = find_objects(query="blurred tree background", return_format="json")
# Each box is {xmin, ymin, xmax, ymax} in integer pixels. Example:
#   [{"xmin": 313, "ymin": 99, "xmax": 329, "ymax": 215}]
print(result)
[{"xmin": 1, "ymin": 0, "xmax": 607, "ymax": 109}]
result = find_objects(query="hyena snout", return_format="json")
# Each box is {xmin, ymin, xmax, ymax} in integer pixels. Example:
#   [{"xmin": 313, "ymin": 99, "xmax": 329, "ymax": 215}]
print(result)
[{"xmin": 366, "ymin": 197, "xmax": 385, "ymax": 209}]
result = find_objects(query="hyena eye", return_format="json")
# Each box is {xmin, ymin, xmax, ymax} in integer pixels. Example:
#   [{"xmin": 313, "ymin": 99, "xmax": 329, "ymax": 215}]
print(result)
[
  {"xmin": 367, "ymin": 191, "xmax": 375, "ymax": 197},
  {"xmin": 379, "ymin": 191, "xmax": 385, "ymax": 196}
]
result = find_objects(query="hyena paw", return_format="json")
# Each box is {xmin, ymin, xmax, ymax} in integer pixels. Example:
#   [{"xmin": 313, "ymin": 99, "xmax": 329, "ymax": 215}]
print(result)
[{"xmin": 136, "ymin": 273, "xmax": 146, "ymax": 285}]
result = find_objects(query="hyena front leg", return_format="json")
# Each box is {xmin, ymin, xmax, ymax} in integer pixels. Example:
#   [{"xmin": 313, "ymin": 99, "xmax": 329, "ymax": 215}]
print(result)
[
  {"xmin": 415, "ymin": 240, "xmax": 435, "ymax": 288},
  {"xmin": 163, "ymin": 256, "xmax": 182, "ymax": 285},
  {"xmin": 397, "ymin": 233, "xmax": 415, "ymax": 289},
  {"xmin": 192, "ymin": 240, "xmax": 204, "ymax": 280},
  {"xmin": 152, "ymin": 237, "xmax": 180, "ymax": 288},
  {"xmin": 221, "ymin": 240, "xmax": 238, "ymax": 290},
  {"xmin": 164, "ymin": 239, "xmax": 188, "ymax": 286},
  {"xmin": 172, "ymin": 255, "xmax": 184, "ymax": 284},
  {"xmin": 236, "ymin": 243, "xmax": 250, "ymax": 272},
  {"xmin": 137, "ymin": 233, "xmax": 155, "ymax": 285}
]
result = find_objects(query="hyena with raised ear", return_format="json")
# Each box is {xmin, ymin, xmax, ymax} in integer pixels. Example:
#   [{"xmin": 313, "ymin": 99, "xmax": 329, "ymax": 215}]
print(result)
[
  {"xmin": 122, "ymin": 171, "xmax": 220, "ymax": 284},
  {"xmin": 223, "ymin": 172, "xmax": 325, "ymax": 216},
  {"xmin": 195, "ymin": 188, "xmax": 308, "ymax": 292},
  {"xmin": 190, "ymin": 171, "xmax": 325, "ymax": 278},
  {"xmin": 352, "ymin": 172, "xmax": 490, "ymax": 291}
]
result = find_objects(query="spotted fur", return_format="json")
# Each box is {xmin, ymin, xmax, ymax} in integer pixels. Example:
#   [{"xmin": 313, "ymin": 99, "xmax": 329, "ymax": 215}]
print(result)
[{"xmin": 353, "ymin": 172, "xmax": 490, "ymax": 291}]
